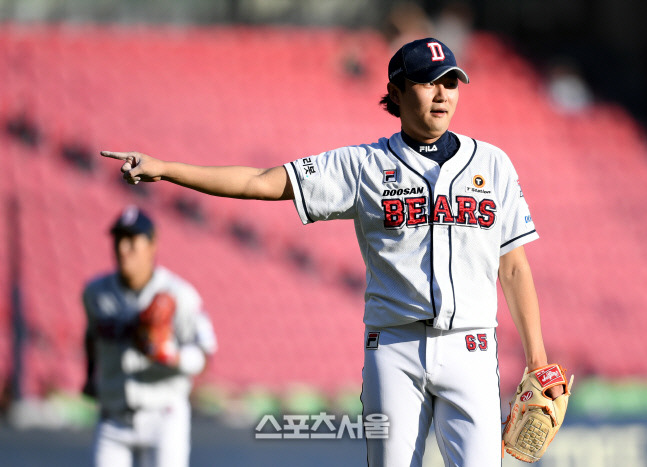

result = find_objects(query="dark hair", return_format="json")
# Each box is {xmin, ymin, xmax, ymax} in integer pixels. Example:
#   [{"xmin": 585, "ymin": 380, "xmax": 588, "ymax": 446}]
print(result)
[{"xmin": 379, "ymin": 76, "xmax": 405, "ymax": 118}]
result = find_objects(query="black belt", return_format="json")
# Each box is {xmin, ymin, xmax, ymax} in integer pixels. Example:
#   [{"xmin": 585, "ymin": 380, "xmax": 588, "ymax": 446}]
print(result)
[
  {"xmin": 422, "ymin": 318, "xmax": 435, "ymax": 326},
  {"xmin": 101, "ymin": 407, "xmax": 136, "ymax": 426}
]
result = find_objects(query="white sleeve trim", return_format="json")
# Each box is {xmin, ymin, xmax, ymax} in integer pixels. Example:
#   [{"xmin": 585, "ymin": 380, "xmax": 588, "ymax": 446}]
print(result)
[{"xmin": 284, "ymin": 162, "xmax": 313, "ymax": 225}]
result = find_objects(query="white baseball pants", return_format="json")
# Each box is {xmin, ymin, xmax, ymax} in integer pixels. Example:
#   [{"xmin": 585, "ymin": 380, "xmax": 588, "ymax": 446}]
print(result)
[
  {"xmin": 362, "ymin": 321, "xmax": 502, "ymax": 467},
  {"xmin": 93, "ymin": 399, "xmax": 191, "ymax": 467}
]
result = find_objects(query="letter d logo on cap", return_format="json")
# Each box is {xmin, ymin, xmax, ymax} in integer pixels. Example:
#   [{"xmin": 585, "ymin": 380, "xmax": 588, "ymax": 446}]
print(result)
[{"xmin": 428, "ymin": 42, "xmax": 445, "ymax": 61}]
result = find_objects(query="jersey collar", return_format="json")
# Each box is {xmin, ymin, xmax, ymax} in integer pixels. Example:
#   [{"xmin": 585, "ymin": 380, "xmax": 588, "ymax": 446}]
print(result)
[{"xmin": 388, "ymin": 132, "xmax": 476, "ymax": 180}]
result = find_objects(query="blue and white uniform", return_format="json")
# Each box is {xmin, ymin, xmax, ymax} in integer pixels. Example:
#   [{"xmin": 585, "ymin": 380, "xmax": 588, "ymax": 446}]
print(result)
[
  {"xmin": 83, "ymin": 265, "xmax": 216, "ymax": 467},
  {"xmin": 285, "ymin": 130, "xmax": 537, "ymax": 466}
]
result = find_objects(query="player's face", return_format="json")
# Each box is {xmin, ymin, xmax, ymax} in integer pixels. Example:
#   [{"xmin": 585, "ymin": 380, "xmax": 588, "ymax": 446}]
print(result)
[
  {"xmin": 114, "ymin": 233, "xmax": 156, "ymax": 286},
  {"xmin": 393, "ymin": 74, "xmax": 459, "ymax": 142}
]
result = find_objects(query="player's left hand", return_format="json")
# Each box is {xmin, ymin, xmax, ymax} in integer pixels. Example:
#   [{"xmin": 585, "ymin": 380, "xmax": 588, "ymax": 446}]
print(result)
[
  {"xmin": 503, "ymin": 364, "xmax": 574, "ymax": 463},
  {"xmin": 545, "ymin": 383, "xmax": 565, "ymax": 399}
]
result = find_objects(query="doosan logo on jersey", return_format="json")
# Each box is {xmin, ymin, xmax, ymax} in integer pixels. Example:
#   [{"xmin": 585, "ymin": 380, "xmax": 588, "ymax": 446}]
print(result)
[{"xmin": 382, "ymin": 187, "xmax": 425, "ymax": 197}]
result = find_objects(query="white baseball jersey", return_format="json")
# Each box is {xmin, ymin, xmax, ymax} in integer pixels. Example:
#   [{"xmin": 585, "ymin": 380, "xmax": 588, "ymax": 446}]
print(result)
[
  {"xmin": 285, "ymin": 132, "xmax": 538, "ymax": 330},
  {"xmin": 83, "ymin": 265, "xmax": 216, "ymax": 413}
]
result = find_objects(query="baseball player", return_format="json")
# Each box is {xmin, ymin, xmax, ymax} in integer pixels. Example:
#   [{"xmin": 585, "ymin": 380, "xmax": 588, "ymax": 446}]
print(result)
[
  {"xmin": 82, "ymin": 206, "xmax": 216, "ymax": 467},
  {"xmin": 101, "ymin": 38, "xmax": 566, "ymax": 466}
]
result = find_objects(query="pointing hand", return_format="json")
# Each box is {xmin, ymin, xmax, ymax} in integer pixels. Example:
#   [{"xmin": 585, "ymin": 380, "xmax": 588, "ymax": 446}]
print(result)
[{"xmin": 100, "ymin": 151, "xmax": 164, "ymax": 184}]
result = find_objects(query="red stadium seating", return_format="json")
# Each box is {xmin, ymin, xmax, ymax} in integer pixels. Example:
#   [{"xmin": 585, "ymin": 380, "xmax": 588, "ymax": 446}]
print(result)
[{"xmin": 1, "ymin": 26, "xmax": 646, "ymax": 398}]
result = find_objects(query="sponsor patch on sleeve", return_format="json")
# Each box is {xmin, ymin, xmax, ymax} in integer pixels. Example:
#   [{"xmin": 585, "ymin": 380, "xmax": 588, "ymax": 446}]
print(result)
[{"xmin": 297, "ymin": 156, "xmax": 319, "ymax": 179}]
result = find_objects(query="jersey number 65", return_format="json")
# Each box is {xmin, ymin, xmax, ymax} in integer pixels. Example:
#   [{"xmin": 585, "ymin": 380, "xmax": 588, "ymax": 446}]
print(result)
[{"xmin": 465, "ymin": 334, "xmax": 488, "ymax": 351}]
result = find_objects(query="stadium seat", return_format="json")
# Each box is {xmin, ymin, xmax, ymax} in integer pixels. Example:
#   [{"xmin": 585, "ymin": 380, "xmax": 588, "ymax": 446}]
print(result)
[{"xmin": 0, "ymin": 27, "xmax": 646, "ymax": 397}]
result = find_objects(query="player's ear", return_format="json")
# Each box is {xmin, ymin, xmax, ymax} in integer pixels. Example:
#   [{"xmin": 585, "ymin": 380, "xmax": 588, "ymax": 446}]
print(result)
[
  {"xmin": 144, "ymin": 232, "xmax": 158, "ymax": 254},
  {"xmin": 387, "ymin": 82, "xmax": 402, "ymax": 106}
]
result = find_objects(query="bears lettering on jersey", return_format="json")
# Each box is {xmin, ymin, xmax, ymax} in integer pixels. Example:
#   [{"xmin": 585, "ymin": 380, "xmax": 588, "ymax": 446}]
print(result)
[{"xmin": 382, "ymin": 193, "xmax": 497, "ymax": 230}]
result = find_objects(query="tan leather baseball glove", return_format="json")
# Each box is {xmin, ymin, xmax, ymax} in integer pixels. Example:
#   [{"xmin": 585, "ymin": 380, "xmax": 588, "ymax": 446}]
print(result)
[
  {"xmin": 134, "ymin": 292, "xmax": 179, "ymax": 366},
  {"xmin": 502, "ymin": 364, "xmax": 574, "ymax": 463}
]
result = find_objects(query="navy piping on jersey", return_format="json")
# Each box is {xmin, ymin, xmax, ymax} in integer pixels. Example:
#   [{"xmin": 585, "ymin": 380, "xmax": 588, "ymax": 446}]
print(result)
[
  {"xmin": 387, "ymin": 140, "xmax": 438, "ymax": 319},
  {"xmin": 501, "ymin": 229, "xmax": 537, "ymax": 249},
  {"xmin": 289, "ymin": 161, "xmax": 315, "ymax": 224},
  {"xmin": 359, "ymin": 369, "xmax": 369, "ymax": 466},
  {"xmin": 494, "ymin": 328, "xmax": 503, "ymax": 465},
  {"xmin": 448, "ymin": 138, "xmax": 478, "ymax": 329}
]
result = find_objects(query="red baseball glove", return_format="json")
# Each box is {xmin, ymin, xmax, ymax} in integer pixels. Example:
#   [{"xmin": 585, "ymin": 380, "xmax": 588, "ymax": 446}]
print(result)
[{"xmin": 134, "ymin": 292, "xmax": 179, "ymax": 366}]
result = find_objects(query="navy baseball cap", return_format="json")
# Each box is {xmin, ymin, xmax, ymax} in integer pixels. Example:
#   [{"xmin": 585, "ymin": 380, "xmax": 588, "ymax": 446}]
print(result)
[
  {"xmin": 388, "ymin": 38, "xmax": 469, "ymax": 85},
  {"xmin": 110, "ymin": 205, "xmax": 155, "ymax": 237}
]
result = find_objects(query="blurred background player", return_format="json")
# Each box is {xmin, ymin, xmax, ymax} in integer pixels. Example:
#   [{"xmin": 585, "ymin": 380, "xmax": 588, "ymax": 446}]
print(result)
[{"xmin": 82, "ymin": 206, "xmax": 216, "ymax": 467}]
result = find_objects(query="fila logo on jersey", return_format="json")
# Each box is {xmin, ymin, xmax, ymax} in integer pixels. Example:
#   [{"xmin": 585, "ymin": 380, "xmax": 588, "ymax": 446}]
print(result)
[
  {"xmin": 383, "ymin": 169, "xmax": 397, "ymax": 183},
  {"xmin": 366, "ymin": 332, "xmax": 380, "ymax": 349},
  {"xmin": 419, "ymin": 145, "xmax": 437, "ymax": 153},
  {"xmin": 382, "ymin": 195, "xmax": 497, "ymax": 229}
]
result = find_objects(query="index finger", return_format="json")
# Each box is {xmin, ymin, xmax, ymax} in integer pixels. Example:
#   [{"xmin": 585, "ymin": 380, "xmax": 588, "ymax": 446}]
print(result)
[{"xmin": 100, "ymin": 151, "xmax": 131, "ymax": 160}]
